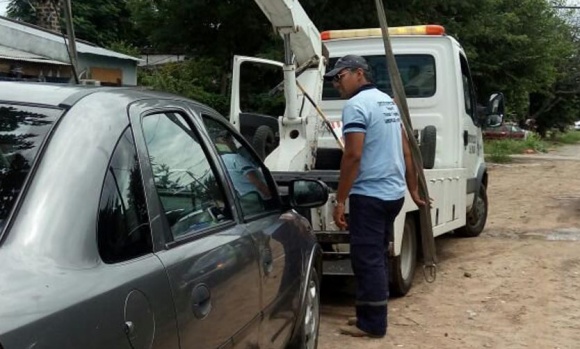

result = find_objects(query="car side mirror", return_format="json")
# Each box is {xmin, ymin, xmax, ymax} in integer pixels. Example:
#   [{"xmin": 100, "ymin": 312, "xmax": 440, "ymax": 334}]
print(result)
[
  {"xmin": 485, "ymin": 92, "xmax": 505, "ymax": 128},
  {"xmin": 288, "ymin": 179, "xmax": 329, "ymax": 209}
]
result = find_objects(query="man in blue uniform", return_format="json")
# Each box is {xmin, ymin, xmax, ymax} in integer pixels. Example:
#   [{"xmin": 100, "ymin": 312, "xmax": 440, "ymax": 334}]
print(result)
[{"xmin": 325, "ymin": 55, "xmax": 425, "ymax": 338}]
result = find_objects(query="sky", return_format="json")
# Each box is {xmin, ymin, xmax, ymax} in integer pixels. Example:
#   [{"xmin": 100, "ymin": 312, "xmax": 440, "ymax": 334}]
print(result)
[{"xmin": 0, "ymin": 1, "xmax": 7, "ymax": 16}]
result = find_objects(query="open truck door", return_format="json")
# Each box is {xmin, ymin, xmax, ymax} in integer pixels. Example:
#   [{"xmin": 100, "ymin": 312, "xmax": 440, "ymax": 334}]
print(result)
[{"xmin": 229, "ymin": 55, "xmax": 284, "ymax": 160}]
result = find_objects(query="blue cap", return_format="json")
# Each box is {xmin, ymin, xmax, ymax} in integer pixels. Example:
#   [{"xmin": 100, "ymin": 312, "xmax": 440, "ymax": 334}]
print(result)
[{"xmin": 324, "ymin": 55, "xmax": 369, "ymax": 80}]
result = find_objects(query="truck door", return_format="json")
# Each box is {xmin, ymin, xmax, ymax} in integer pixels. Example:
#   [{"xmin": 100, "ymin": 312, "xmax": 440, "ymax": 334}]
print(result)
[
  {"xmin": 229, "ymin": 55, "xmax": 284, "ymax": 155},
  {"xmin": 459, "ymin": 54, "xmax": 483, "ymax": 185}
]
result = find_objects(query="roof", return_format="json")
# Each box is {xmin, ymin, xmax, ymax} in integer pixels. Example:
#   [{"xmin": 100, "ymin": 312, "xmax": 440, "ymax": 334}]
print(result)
[
  {"xmin": 0, "ymin": 16, "xmax": 141, "ymax": 62},
  {"xmin": 0, "ymin": 44, "xmax": 70, "ymax": 66},
  {"xmin": 0, "ymin": 81, "xmax": 198, "ymax": 108},
  {"xmin": 138, "ymin": 54, "xmax": 186, "ymax": 67}
]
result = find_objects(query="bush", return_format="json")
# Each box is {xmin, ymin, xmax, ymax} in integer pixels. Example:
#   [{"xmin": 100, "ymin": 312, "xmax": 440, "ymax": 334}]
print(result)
[
  {"xmin": 552, "ymin": 130, "xmax": 580, "ymax": 144},
  {"xmin": 487, "ymin": 141, "xmax": 512, "ymax": 163},
  {"xmin": 522, "ymin": 133, "xmax": 547, "ymax": 152},
  {"xmin": 138, "ymin": 59, "xmax": 230, "ymax": 115},
  {"xmin": 484, "ymin": 134, "xmax": 548, "ymax": 163}
]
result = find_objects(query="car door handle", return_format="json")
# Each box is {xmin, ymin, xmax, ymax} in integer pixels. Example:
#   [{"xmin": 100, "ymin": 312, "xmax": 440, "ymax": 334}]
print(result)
[
  {"xmin": 262, "ymin": 248, "xmax": 273, "ymax": 275},
  {"xmin": 124, "ymin": 321, "xmax": 135, "ymax": 337},
  {"xmin": 191, "ymin": 284, "xmax": 212, "ymax": 319}
]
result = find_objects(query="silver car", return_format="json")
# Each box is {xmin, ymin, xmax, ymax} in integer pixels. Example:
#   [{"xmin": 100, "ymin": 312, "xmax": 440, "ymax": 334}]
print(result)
[{"xmin": 0, "ymin": 82, "xmax": 327, "ymax": 349}]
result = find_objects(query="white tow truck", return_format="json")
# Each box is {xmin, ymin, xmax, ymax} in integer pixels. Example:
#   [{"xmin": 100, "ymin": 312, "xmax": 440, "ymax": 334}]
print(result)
[{"xmin": 237, "ymin": 2, "xmax": 504, "ymax": 295}]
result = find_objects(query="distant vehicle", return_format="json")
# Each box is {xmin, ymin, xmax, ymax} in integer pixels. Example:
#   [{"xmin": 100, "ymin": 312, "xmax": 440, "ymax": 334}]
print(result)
[
  {"xmin": 574, "ymin": 121, "xmax": 580, "ymax": 130},
  {"xmin": 0, "ymin": 81, "xmax": 327, "ymax": 349},
  {"xmin": 483, "ymin": 124, "xmax": 527, "ymax": 140}
]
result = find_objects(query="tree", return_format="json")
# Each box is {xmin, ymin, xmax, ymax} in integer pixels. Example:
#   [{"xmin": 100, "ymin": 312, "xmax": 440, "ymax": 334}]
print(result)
[{"xmin": 7, "ymin": 0, "xmax": 141, "ymax": 47}]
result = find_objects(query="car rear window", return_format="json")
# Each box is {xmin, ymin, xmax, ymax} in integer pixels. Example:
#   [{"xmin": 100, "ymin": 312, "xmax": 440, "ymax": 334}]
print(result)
[
  {"xmin": 0, "ymin": 104, "xmax": 61, "ymax": 232},
  {"xmin": 322, "ymin": 54, "xmax": 436, "ymax": 100}
]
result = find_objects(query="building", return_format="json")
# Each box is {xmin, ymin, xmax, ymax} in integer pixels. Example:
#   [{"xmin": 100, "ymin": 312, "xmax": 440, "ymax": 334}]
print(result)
[{"xmin": 0, "ymin": 15, "xmax": 141, "ymax": 85}]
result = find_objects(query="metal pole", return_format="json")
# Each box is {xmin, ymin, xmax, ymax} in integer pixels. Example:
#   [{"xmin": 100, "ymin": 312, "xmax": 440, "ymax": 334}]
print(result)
[
  {"xmin": 63, "ymin": 0, "xmax": 80, "ymax": 83},
  {"xmin": 373, "ymin": 0, "xmax": 438, "ymax": 278}
]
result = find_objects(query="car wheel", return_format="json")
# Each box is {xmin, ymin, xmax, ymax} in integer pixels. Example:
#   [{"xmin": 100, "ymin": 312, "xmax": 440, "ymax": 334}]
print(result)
[
  {"xmin": 289, "ymin": 268, "xmax": 320, "ymax": 349},
  {"xmin": 456, "ymin": 184, "xmax": 488, "ymax": 237},
  {"xmin": 389, "ymin": 217, "xmax": 417, "ymax": 297}
]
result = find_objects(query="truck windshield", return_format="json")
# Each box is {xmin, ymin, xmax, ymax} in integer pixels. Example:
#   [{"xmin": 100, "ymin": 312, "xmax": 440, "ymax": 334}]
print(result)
[
  {"xmin": 0, "ymin": 104, "xmax": 61, "ymax": 233},
  {"xmin": 322, "ymin": 54, "xmax": 436, "ymax": 100}
]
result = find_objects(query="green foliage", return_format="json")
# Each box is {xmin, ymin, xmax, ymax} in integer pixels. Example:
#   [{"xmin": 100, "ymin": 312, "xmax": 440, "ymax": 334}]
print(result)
[
  {"xmin": 138, "ymin": 59, "xmax": 230, "ymax": 115},
  {"xmin": 107, "ymin": 41, "xmax": 141, "ymax": 58},
  {"xmin": 487, "ymin": 141, "xmax": 513, "ymax": 163},
  {"xmin": 6, "ymin": 0, "xmax": 35, "ymax": 23},
  {"xmin": 8, "ymin": 0, "xmax": 141, "ymax": 47},
  {"xmin": 551, "ymin": 130, "xmax": 580, "ymax": 144},
  {"xmin": 484, "ymin": 134, "xmax": 548, "ymax": 162},
  {"xmin": 522, "ymin": 133, "xmax": 548, "ymax": 153}
]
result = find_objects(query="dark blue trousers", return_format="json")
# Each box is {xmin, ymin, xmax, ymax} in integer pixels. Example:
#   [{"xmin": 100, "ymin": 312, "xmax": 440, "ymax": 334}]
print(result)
[{"xmin": 349, "ymin": 194, "xmax": 404, "ymax": 336}]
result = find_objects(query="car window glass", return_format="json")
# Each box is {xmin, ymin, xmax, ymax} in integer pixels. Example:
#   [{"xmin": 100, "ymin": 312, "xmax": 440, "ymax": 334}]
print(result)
[
  {"xmin": 0, "ymin": 104, "xmax": 61, "ymax": 233},
  {"xmin": 459, "ymin": 55, "xmax": 475, "ymax": 117},
  {"xmin": 142, "ymin": 112, "xmax": 232, "ymax": 239},
  {"xmin": 98, "ymin": 127, "xmax": 152, "ymax": 263},
  {"xmin": 202, "ymin": 116, "xmax": 281, "ymax": 218},
  {"xmin": 323, "ymin": 54, "xmax": 436, "ymax": 100}
]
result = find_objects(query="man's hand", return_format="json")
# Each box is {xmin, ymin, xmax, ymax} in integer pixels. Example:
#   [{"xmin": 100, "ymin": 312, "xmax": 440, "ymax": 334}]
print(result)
[
  {"xmin": 411, "ymin": 188, "xmax": 427, "ymax": 207},
  {"xmin": 333, "ymin": 203, "xmax": 348, "ymax": 230}
]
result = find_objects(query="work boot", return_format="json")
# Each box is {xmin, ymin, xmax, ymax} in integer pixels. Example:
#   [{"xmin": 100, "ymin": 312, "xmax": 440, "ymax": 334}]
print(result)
[{"xmin": 339, "ymin": 326, "xmax": 384, "ymax": 338}]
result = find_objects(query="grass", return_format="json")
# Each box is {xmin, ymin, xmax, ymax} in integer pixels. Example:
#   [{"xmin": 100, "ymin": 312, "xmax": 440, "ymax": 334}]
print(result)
[
  {"xmin": 484, "ymin": 133, "xmax": 548, "ymax": 163},
  {"xmin": 551, "ymin": 130, "xmax": 580, "ymax": 144},
  {"xmin": 484, "ymin": 130, "xmax": 580, "ymax": 163}
]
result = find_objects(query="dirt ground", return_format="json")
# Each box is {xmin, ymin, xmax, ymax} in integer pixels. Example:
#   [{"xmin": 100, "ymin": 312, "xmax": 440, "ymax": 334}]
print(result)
[{"xmin": 318, "ymin": 145, "xmax": 580, "ymax": 349}]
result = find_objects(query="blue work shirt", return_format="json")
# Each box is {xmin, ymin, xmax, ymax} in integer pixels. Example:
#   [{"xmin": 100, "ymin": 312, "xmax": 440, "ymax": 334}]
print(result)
[
  {"xmin": 221, "ymin": 153, "xmax": 261, "ymax": 197},
  {"xmin": 342, "ymin": 84, "xmax": 406, "ymax": 201}
]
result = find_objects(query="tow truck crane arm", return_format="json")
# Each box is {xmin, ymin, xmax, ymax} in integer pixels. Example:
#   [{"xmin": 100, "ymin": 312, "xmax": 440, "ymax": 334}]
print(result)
[
  {"xmin": 254, "ymin": 0, "xmax": 324, "ymax": 67},
  {"xmin": 248, "ymin": 0, "xmax": 328, "ymax": 170}
]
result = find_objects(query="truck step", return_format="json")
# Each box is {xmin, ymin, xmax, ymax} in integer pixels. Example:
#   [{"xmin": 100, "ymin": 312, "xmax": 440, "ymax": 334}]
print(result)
[
  {"xmin": 315, "ymin": 231, "xmax": 350, "ymax": 244},
  {"xmin": 322, "ymin": 258, "xmax": 354, "ymax": 276}
]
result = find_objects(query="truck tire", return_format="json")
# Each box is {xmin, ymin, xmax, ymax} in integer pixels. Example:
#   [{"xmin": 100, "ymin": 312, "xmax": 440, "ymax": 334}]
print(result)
[
  {"xmin": 420, "ymin": 126, "xmax": 437, "ymax": 169},
  {"xmin": 389, "ymin": 216, "xmax": 417, "ymax": 297},
  {"xmin": 456, "ymin": 184, "xmax": 488, "ymax": 237},
  {"xmin": 252, "ymin": 125, "xmax": 276, "ymax": 160}
]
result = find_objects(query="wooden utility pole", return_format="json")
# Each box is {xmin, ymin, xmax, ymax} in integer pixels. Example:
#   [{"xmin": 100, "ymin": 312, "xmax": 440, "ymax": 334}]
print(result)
[
  {"xmin": 373, "ymin": 0, "xmax": 438, "ymax": 281},
  {"xmin": 62, "ymin": 0, "xmax": 80, "ymax": 83}
]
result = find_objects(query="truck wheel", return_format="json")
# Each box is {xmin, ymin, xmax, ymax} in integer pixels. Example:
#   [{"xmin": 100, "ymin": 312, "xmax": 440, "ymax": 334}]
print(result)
[
  {"xmin": 456, "ymin": 184, "xmax": 488, "ymax": 237},
  {"xmin": 252, "ymin": 125, "xmax": 276, "ymax": 160},
  {"xmin": 389, "ymin": 217, "xmax": 417, "ymax": 297},
  {"xmin": 420, "ymin": 126, "xmax": 437, "ymax": 169},
  {"xmin": 289, "ymin": 268, "xmax": 320, "ymax": 349}
]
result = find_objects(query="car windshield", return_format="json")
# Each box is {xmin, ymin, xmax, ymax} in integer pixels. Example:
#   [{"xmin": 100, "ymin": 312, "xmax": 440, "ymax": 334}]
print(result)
[{"xmin": 0, "ymin": 104, "xmax": 61, "ymax": 233}]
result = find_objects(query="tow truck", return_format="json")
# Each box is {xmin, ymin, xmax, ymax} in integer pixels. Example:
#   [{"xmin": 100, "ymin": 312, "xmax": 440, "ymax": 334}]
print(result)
[{"xmin": 241, "ymin": 1, "xmax": 503, "ymax": 296}]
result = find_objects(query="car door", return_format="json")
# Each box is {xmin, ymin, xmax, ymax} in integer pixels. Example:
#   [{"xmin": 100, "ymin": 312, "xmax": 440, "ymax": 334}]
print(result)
[
  {"xmin": 95, "ymin": 125, "xmax": 180, "ymax": 349},
  {"xmin": 199, "ymin": 111, "xmax": 306, "ymax": 349},
  {"xmin": 129, "ymin": 101, "xmax": 263, "ymax": 349}
]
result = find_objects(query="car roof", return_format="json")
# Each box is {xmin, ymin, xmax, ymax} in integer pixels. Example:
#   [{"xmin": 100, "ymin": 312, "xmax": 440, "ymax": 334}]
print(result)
[{"xmin": 0, "ymin": 81, "xmax": 209, "ymax": 110}]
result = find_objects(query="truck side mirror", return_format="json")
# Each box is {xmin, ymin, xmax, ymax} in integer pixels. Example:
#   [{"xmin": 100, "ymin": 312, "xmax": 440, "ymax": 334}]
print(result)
[
  {"xmin": 289, "ymin": 179, "xmax": 329, "ymax": 209},
  {"xmin": 485, "ymin": 92, "xmax": 505, "ymax": 128}
]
